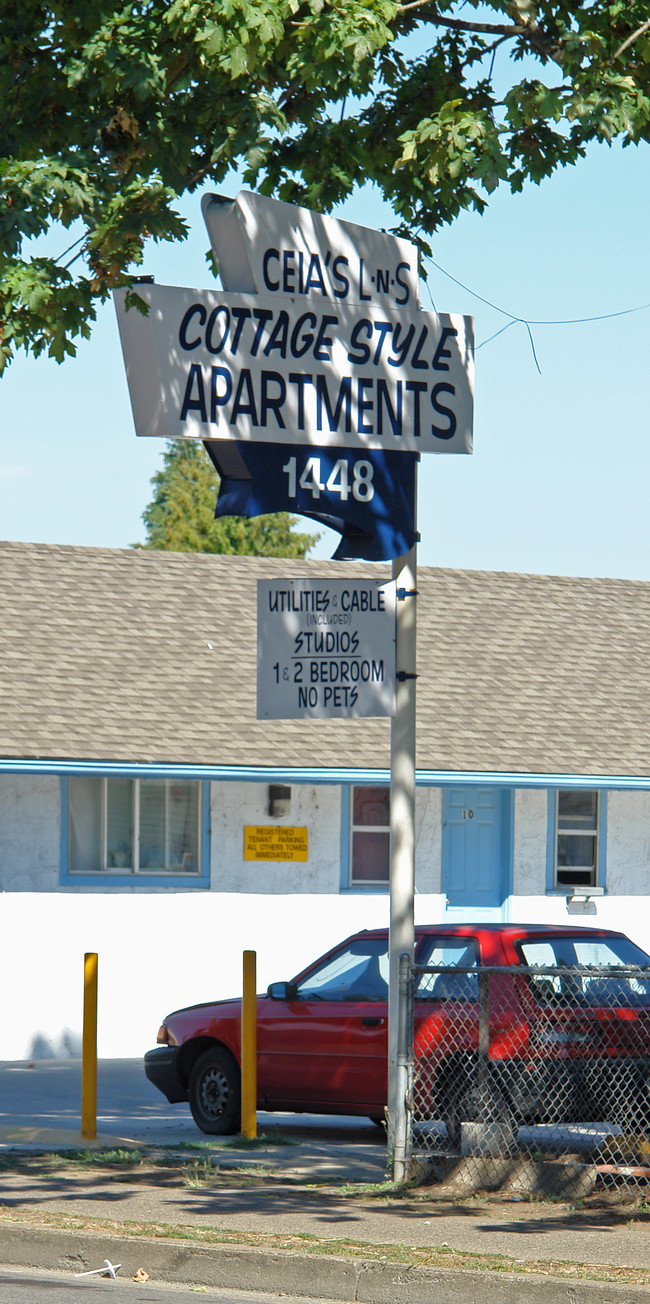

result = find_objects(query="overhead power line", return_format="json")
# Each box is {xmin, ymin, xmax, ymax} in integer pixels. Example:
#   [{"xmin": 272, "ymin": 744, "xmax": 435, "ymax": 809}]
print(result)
[{"xmin": 423, "ymin": 255, "xmax": 650, "ymax": 373}]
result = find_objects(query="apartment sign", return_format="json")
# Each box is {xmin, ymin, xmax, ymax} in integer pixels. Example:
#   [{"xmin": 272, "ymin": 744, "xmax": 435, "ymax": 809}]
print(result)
[{"xmin": 115, "ymin": 190, "xmax": 474, "ymax": 455}]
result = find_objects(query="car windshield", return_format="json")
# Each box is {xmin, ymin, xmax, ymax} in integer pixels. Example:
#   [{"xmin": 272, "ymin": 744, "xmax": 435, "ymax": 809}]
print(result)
[{"xmin": 517, "ymin": 934, "xmax": 650, "ymax": 1007}]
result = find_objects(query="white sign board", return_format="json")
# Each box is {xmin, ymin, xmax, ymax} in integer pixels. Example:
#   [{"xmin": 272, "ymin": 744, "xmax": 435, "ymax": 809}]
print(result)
[
  {"xmin": 257, "ymin": 578, "xmax": 396, "ymax": 719},
  {"xmin": 114, "ymin": 189, "xmax": 474, "ymax": 455},
  {"xmin": 114, "ymin": 283, "xmax": 473, "ymax": 454},
  {"xmin": 201, "ymin": 190, "xmax": 421, "ymax": 309}
]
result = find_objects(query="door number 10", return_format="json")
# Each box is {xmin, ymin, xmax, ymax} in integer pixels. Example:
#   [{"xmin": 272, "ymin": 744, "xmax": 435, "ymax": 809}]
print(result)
[{"xmin": 282, "ymin": 456, "xmax": 375, "ymax": 503}]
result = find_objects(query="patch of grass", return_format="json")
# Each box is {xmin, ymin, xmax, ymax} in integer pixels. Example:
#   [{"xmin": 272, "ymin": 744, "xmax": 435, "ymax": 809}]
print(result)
[
  {"xmin": 0, "ymin": 1148, "xmax": 159, "ymax": 1178},
  {"xmin": 180, "ymin": 1133, "xmax": 296, "ymax": 1151},
  {"xmin": 60, "ymin": 1148, "xmax": 144, "ymax": 1168},
  {"xmin": 0, "ymin": 1145, "xmax": 304, "ymax": 1194},
  {"xmin": 0, "ymin": 1147, "xmax": 144, "ymax": 1168},
  {"xmin": 0, "ymin": 1153, "xmax": 32, "ymax": 1173},
  {"xmin": 183, "ymin": 1159, "xmax": 218, "ymax": 1189},
  {"xmin": 0, "ymin": 1135, "xmax": 295, "ymax": 1178},
  {"xmin": 182, "ymin": 1158, "xmax": 285, "ymax": 1188},
  {"xmin": 320, "ymin": 1179, "xmax": 399, "ymax": 1198}
]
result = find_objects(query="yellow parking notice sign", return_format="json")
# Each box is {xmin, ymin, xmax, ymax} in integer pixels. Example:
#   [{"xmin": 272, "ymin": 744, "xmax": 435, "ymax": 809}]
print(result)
[{"xmin": 244, "ymin": 826, "xmax": 308, "ymax": 862}]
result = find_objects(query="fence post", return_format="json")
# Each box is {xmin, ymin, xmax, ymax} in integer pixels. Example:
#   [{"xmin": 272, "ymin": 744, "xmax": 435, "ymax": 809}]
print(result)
[
  {"xmin": 241, "ymin": 950, "xmax": 257, "ymax": 1139},
  {"xmin": 393, "ymin": 951, "xmax": 413, "ymax": 1182},
  {"xmin": 478, "ymin": 968, "xmax": 490, "ymax": 1116},
  {"xmin": 81, "ymin": 952, "xmax": 98, "ymax": 1140}
]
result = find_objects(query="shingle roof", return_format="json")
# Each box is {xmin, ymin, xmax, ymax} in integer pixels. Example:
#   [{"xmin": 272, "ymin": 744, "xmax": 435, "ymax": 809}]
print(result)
[{"xmin": 1, "ymin": 540, "xmax": 649, "ymax": 777}]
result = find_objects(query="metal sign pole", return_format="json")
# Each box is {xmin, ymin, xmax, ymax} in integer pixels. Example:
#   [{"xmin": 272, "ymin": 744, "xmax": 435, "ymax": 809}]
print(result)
[{"xmin": 388, "ymin": 462, "xmax": 417, "ymax": 1181}]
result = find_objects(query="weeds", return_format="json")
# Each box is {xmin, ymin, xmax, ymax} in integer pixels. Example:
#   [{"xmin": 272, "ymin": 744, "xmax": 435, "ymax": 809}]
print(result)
[
  {"xmin": 183, "ymin": 1159, "xmax": 218, "ymax": 1189},
  {"xmin": 182, "ymin": 1158, "xmax": 278, "ymax": 1188},
  {"xmin": 178, "ymin": 1133, "xmax": 295, "ymax": 1151},
  {"xmin": 324, "ymin": 1178, "xmax": 399, "ymax": 1198},
  {"xmin": 61, "ymin": 1148, "xmax": 144, "ymax": 1168}
]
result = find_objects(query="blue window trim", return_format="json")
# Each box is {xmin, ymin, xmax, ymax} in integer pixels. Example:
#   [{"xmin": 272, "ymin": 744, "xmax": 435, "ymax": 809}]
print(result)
[
  {"xmin": 546, "ymin": 788, "xmax": 607, "ymax": 893},
  {"xmin": 339, "ymin": 783, "xmax": 390, "ymax": 894},
  {"xmin": 59, "ymin": 776, "xmax": 211, "ymax": 889},
  {"xmin": 339, "ymin": 785, "xmax": 351, "ymax": 892}
]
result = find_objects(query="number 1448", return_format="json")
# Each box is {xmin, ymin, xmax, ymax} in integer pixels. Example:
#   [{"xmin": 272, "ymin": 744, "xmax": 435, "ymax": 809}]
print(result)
[{"xmin": 282, "ymin": 456, "xmax": 375, "ymax": 502}]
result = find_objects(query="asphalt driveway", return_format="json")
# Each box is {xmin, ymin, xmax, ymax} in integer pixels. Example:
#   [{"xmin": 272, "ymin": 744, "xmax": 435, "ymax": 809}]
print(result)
[{"xmin": 0, "ymin": 1058, "xmax": 383, "ymax": 1148}]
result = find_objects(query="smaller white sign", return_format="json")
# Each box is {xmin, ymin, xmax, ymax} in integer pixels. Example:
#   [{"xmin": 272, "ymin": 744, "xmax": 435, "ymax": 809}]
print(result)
[
  {"xmin": 202, "ymin": 190, "xmax": 421, "ymax": 310},
  {"xmin": 258, "ymin": 579, "xmax": 396, "ymax": 719}
]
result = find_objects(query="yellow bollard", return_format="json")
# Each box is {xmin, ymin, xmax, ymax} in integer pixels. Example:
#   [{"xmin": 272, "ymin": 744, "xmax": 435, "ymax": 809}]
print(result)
[
  {"xmin": 241, "ymin": 950, "xmax": 257, "ymax": 1139},
  {"xmin": 81, "ymin": 952, "xmax": 98, "ymax": 1140}
]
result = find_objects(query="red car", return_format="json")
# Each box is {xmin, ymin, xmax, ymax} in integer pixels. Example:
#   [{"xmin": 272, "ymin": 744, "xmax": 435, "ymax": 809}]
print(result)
[{"xmin": 144, "ymin": 923, "xmax": 650, "ymax": 1135}]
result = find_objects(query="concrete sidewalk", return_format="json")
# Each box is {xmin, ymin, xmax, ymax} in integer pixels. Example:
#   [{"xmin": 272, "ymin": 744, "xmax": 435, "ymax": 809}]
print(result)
[{"xmin": 1, "ymin": 1126, "xmax": 650, "ymax": 1303}]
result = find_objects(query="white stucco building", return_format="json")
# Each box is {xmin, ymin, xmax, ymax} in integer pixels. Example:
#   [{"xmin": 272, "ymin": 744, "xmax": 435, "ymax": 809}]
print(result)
[{"xmin": 2, "ymin": 541, "xmax": 650, "ymax": 1059}]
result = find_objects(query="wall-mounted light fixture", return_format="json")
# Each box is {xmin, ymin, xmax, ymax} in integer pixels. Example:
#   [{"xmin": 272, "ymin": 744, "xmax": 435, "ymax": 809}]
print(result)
[
  {"xmin": 565, "ymin": 885, "xmax": 604, "ymax": 902},
  {"xmin": 268, "ymin": 784, "xmax": 291, "ymax": 818},
  {"xmin": 566, "ymin": 884, "xmax": 604, "ymax": 915}
]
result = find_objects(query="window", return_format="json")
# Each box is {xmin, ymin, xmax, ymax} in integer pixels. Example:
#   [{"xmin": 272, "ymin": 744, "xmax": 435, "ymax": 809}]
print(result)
[
  {"xmin": 297, "ymin": 937, "xmax": 389, "ymax": 1002},
  {"xmin": 554, "ymin": 790, "xmax": 600, "ymax": 888},
  {"xmin": 519, "ymin": 935, "xmax": 650, "ymax": 969},
  {"xmin": 67, "ymin": 776, "xmax": 204, "ymax": 877},
  {"xmin": 414, "ymin": 936, "xmax": 479, "ymax": 999},
  {"xmin": 518, "ymin": 933, "xmax": 650, "ymax": 1007},
  {"xmin": 350, "ymin": 786, "xmax": 390, "ymax": 884}
]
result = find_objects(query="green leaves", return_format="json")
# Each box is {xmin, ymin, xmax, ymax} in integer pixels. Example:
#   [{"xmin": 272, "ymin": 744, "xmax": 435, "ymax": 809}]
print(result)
[
  {"xmin": 3, "ymin": 0, "xmax": 650, "ymax": 369},
  {"xmin": 0, "ymin": 255, "xmax": 96, "ymax": 369}
]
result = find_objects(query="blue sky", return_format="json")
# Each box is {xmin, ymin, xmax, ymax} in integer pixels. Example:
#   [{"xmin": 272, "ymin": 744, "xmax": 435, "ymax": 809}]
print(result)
[{"xmin": 1, "ymin": 136, "xmax": 648, "ymax": 579}]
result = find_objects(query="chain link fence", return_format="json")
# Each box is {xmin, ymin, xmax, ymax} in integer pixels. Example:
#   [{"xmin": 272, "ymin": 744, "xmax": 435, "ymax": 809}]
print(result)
[{"xmin": 403, "ymin": 959, "xmax": 650, "ymax": 1198}]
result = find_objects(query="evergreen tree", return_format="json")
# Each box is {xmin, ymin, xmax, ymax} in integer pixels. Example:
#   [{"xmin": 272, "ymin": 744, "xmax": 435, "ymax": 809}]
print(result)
[{"xmin": 138, "ymin": 440, "xmax": 318, "ymax": 557}]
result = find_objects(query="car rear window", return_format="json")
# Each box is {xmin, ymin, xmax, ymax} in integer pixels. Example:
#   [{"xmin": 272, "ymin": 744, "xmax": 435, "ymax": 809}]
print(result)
[{"xmin": 517, "ymin": 934, "xmax": 650, "ymax": 1007}]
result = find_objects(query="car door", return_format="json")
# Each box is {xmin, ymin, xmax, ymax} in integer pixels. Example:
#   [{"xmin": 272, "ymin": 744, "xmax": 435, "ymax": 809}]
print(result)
[
  {"xmin": 413, "ymin": 935, "xmax": 481, "ymax": 1060},
  {"xmin": 257, "ymin": 936, "xmax": 389, "ymax": 1112}
]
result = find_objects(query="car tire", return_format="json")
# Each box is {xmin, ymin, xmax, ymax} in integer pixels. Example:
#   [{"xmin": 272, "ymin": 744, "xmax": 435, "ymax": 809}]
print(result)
[
  {"xmin": 188, "ymin": 1047, "xmax": 241, "ymax": 1135},
  {"xmin": 444, "ymin": 1076, "xmax": 516, "ymax": 1154}
]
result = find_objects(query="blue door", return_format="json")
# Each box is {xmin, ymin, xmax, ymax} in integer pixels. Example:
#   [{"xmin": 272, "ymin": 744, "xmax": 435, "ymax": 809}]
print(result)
[{"xmin": 442, "ymin": 787, "xmax": 510, "ymax": 918}]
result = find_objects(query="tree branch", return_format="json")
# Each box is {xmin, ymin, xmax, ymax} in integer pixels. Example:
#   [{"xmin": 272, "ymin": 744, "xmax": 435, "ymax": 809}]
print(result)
[
  {"xmin": 397, "ymin": 5, "xmax": 561, "ymax": 59},
  {"xmin": 613, "ymin": 17, "xmax": 650, "ymax": 61},
  {"xmin": 397, "ymin": 6, "xmax": 527, "ymax": 38}
]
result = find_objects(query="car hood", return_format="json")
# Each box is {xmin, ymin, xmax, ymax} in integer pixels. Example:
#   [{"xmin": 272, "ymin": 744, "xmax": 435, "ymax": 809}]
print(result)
[{"xmin": 164, "ymin": 996, "xmax": 242, "ymax": 1019}]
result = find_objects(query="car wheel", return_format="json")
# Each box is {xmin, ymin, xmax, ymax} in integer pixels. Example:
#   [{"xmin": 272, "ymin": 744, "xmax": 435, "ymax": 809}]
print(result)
[
  {"xmin": 444, "ymin": 1077, "xmax": 516, "ymax": 1153},
  {"xmin": 188, "ymin": 1047, "xmax": 241, "ymax": 1135}
]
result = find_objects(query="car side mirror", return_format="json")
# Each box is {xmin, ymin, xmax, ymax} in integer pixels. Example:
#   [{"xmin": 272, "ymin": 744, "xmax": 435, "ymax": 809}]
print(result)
[{"xmin": 266, "ymin": 981, "xmax": 298, "ymax": 1001}]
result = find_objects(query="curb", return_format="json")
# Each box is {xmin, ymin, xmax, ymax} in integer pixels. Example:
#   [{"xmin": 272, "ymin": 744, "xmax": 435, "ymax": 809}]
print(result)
[{"xmin": 1, "ymin": 1224, "xmax": 648, "ymax": 1304}]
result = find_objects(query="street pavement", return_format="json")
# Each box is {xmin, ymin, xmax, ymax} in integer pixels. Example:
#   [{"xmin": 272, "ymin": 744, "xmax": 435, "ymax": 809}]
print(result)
[
  {"xmin": 1, "ymin": 1060, "xmax": 650, "ymax": 1304},
  {"xmin": 0, "ymin": 1267, "xmax": 339, "ymax": 1304},
  {"xmin": 0, "ymin": 1058, "xmax": 385, "ymax": 1154}
]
